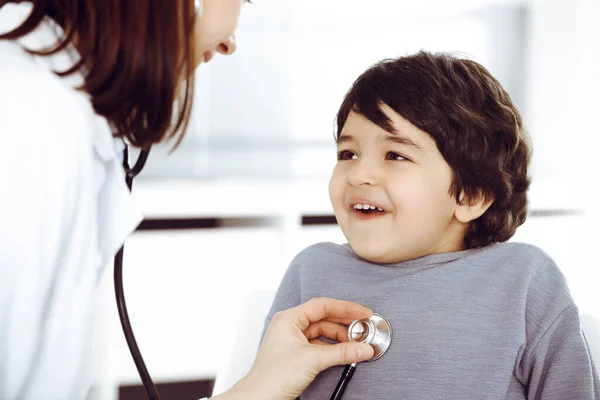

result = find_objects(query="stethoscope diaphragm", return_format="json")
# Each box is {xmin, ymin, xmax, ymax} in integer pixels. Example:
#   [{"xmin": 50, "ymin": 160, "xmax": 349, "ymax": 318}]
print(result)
[{"xmin": 347, "ymin": 312, "xmax": 392, "ymax": 361}]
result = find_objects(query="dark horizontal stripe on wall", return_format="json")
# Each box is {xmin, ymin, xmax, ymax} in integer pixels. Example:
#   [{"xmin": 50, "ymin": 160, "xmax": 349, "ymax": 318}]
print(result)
[
  {"xmin": 137, "ymin": 218, "xmax": 219, "ymax": 230},
  {"xmin": 302, "ymin": 215, "xmax": 338, "ymax": 225},
  {"xmin": 136, "ymin": 217, "xmax": 279, "ymax": 231}
]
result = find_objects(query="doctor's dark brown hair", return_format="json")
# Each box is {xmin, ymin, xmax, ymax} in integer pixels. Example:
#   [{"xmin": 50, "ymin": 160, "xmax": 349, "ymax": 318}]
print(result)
[
  {"xmin": 335, "ymin": 51, "xmax": 532, "ymax": 249},
  {"xmin": 0, "ymin": 0, "xmax": 197, "ymax": 149}
]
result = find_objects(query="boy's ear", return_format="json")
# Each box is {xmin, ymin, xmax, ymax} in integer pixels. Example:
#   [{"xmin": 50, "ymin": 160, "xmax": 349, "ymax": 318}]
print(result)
[{"xmin": 454, "ymin": 190, "xmax": 494, "ymax": 223}]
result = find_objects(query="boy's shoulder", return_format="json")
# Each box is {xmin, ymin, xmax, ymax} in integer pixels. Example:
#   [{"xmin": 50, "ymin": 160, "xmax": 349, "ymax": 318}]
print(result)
[
  {"xmin": 291, "ymin": 242, "xmax": 350, "ymax": 264},
  {"xmin": 287, "ymin": 242, "xmax": 361, "ymax": 274},
  {"xmin": 484, "ymin": 241, "xmax": 556, "ymax": 266},
  {"xmin": 480, "ymin": 241, "xmax": 566, "ymax": 280},
  {"xmin": 484, "ymin": 241, "xmax": 573, "ymax": 301},
  {"xmin": 279, "ymin": 242, "xmax": 347, "ymax": 285}
]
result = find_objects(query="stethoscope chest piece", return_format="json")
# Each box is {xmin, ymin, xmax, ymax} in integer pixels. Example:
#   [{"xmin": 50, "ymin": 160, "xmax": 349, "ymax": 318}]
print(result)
[
  {"xmin": 331, "ymin": 313, "xmax": 393, "ymax": 399},
  {"xmin": 347, "ymin": 313, "xmax": 392, "ymax": 361}
]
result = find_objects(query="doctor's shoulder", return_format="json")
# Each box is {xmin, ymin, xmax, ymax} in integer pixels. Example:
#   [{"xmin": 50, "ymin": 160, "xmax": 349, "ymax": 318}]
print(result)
[{"xmin": 0, "ymin": 42, "xmax": 92, "ymax": 160}]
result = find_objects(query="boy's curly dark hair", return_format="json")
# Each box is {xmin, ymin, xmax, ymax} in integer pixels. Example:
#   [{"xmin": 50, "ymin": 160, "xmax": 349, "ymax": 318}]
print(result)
[{"xmin": 335, "ymin": 51, "xmax": 532, "ymax": 249}]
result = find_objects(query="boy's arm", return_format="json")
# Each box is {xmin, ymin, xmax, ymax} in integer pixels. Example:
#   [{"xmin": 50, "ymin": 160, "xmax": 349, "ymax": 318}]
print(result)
[{"xmin": 517, "ymin": 305, "xmax": 599, "ymax": 399}]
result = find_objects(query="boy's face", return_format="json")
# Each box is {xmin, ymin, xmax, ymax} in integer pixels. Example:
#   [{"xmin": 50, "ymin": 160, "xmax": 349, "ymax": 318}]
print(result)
[{"xmin": 329, "ymin": 106, "xmax": 468, "ymax": 263}]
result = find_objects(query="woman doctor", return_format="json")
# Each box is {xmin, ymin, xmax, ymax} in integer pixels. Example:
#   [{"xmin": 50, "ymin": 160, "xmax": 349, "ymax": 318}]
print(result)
[{"xmin": 0, "ymin": 0, "xmax": 375, "ymax": 399}]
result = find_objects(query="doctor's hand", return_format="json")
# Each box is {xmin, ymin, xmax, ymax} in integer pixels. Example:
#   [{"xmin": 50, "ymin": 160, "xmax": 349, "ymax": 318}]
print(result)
[{"xmin": 211, "ymin": 297, "xmax": 375, "ymax": 400}]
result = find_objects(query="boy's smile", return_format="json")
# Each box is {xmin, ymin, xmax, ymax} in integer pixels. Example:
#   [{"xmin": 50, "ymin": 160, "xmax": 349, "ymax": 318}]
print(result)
[
  {"xmin": 329, "ymin": 105, "xmax": 474, "ymax": 264},
  {"xmin": 348, "ymin": 198, "xmax": 387, "ymax": 220}
]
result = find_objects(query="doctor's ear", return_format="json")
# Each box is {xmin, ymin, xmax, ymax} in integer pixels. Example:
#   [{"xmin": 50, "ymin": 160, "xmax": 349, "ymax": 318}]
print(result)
[{"xmin": 454, "ymin": 190, "xmax": 494, "ymax": 223}]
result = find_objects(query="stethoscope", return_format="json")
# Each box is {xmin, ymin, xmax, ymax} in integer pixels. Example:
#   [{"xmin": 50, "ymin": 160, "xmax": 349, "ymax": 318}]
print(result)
[
  {"xmin": 114, "ymin": 144, "xmax": 162, "ymax": 399},
  {"xmin": 330, "ymin": 313, "xmax": 393, "ymax": 400},
  {"xmin": 114, "ymin": 145, "xmax": 394, "ymax": 400}
]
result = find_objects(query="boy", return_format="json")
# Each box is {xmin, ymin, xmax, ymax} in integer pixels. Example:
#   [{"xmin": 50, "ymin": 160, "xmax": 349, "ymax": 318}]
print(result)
[{"xmin": 263, "ymin": 51, "xmax": 599, "ymax": 398}]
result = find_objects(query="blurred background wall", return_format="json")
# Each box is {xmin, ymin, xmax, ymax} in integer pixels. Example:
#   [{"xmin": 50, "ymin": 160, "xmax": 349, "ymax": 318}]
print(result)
[{"xmin": 89, "ymin": 0, "xmax": 600, "ymax": 398}]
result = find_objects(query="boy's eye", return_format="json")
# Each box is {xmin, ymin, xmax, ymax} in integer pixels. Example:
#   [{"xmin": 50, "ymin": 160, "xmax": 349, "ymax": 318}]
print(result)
[
  {"xmin": 386, "ymin": 151, "xmax": 408, "ymax": 161},
  {"xmin": 337, "ymin": 150, "xmax": 357, "ymax": 160}
]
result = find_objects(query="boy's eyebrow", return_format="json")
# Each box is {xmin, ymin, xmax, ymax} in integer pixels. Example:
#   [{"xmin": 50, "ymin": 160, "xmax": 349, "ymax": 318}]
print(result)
[
  {"xmin": 337, "ymin": 134, "xmax": 355, "ymax": 145},
  {"xmin": 338, "ymin": 132, "xmax": 425, "ymax": 152},
  {"xmin": 382, "ymin": 133, "xmax": 425, "ymax": 152}
]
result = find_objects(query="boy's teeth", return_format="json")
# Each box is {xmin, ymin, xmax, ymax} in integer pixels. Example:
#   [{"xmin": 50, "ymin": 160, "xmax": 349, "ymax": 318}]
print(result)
[{"xmin": 353, "ymin": 203, "xmax": 384, "ymax": 211}]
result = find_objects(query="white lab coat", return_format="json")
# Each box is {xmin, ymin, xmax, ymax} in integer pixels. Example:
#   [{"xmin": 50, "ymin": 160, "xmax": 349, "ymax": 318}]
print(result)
[{"xmin": 0, "ymin": 3, "xmax": 142, "ymax": 399}]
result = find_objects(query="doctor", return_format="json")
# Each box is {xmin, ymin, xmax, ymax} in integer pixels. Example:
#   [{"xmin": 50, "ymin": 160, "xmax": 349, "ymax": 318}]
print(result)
[{"xmin": 0, "ymin": 0, "xmax": 375, "ymax": 399}]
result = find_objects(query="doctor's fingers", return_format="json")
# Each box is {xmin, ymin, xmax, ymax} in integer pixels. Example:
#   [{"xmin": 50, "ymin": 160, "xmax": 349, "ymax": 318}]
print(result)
[
  {"xmin": 308, "ymin": 338, "xmax": 332, "ymax": 346},
  {"xmin": 287, "ymin": 297, "xmax": 373, "ymax": 331},
  {"xmin": 303, "ymin": 320, "xmax": 349, "ymax": 343},
  {"xmin": 322, "ymin": 316, "xmax": 363, "ymax": 325},
  {"xmin": 311, "ymin": 341, "xmax": 375, "ymax": 369}
]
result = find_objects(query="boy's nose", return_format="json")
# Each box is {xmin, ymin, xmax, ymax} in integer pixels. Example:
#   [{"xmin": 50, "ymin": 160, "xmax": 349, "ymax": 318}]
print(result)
[{"xmin": 347, "ymin": 158, "xmax": 381, "ymax": 187}]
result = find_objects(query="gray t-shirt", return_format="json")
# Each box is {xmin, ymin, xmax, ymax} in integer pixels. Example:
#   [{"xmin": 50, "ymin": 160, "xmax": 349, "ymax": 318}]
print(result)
[{"xmin": 263, "ymin": 241, "xmax": 599, "ymax": 399}]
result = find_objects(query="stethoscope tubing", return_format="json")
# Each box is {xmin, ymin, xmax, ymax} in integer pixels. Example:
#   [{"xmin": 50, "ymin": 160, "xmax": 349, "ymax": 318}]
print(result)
[
  {"xmin": 114, "ymin": 145, "xmax": 161, "ymax": 399},
  {"xmin": 330, "ymin": 362, "xmax": 357, "ymax": 400}
]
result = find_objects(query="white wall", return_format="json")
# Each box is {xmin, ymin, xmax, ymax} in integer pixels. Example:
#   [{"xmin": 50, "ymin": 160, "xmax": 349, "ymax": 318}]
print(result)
[
  {"xmin": 141, "ymin": 0, "xmax": 524, "ymax": 179},
  {"xmin": 522, "ymin": 0, "xmax": 600, "ymax": 315}
]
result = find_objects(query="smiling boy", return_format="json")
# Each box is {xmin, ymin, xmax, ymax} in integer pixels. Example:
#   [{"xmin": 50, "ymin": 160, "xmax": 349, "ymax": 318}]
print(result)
[
  {"xmin": 332, "ymin": 103, "xmax": 485, "ymax": 263},
  {"xmin": 262, "ymin": 51, "xmax": 599, "ymax": 399}
]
